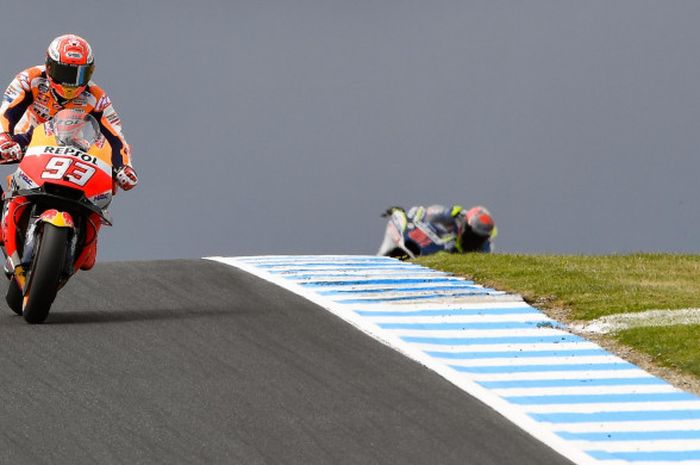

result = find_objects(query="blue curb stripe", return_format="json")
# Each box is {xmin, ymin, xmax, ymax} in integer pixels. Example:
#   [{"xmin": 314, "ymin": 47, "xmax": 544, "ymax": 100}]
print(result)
[
  {"xmin": 531, "ymin": 409, "xmax": 700, "ymax": 423},
  {"xmin": 507, "ymin": 392, "xmax": 696, "ymax": 405},
  {"xmin": 379, "ymin": 321, "xmax": 556, "ymax": 330},
  {"xmin": 256, "ymin": 261, "xmax": 413, "ymax": 268},
  {"xmin": 238, "ymin": 255, "xmax": 397, "ymax": 260},
  {"xmin": 285, "ymin": 273, "xmax": 456, "ymax": 281},
  {"xmin": 403, "ymin": 335, "xmax": 584, "ymax": 345},
  {"xmin": 559, "ymin": 430, "xmax": 700, "ymax": 441},
  {"xmin": 319, "ymin": 285, "xmax": 483, "ymax": 295},
  {"xmin": 587, "ymin": 449, "xmax": 700, "ymax": 462},
  {"xmin": 298, "ymin": 278, "xmax": 465, "ymax": 287},
  {"xmin": 478, "ymin": 377, "xmax": 665, "ymax": 389},
  {"xmin": 355, "ymin": 308, "xmax": 537, "ymax": 317},
  {"xmin": 428, "ymin": 349, "xmax": 609, "ymax": 359},
  {"xmin": 268, "ymin": 266, "xmax": 441, "ymax": 273},
  {"xmin": 452, "ymin": 362, "xmax": 637, "ymax": 374},
  {"xmin": 339, "ymin": 292, "xmax": 495, "ymax": 303}
]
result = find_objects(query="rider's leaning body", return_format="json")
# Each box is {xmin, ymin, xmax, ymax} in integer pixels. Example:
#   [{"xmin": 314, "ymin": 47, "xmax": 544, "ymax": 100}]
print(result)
[
  {"xmin": 398, "ymin": 204, "xmax": 496, "ymax": 254},
  {"xmin": 0, "ymin": 35, "xmax": 134, "ymax": 179},
  {"xmin": 0, "ymin": 64, "xmax": 129, "ymax": 169}
]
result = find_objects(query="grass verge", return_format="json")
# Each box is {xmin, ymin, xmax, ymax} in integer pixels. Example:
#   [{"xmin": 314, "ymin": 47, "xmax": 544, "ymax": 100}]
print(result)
[
  {"xmin": 616, "ymin": 324, "xmax": 700, "ymax": 379},
  {"xmin": 414, "ymin": 253, "xmax": 700, "ymax": 384}
]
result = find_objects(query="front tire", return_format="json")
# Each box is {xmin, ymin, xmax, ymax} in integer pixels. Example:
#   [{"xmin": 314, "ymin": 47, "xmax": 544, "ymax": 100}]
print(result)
[
  {"xmin": 5, "ymin": 277, "xmax": 22, "ymax": 315},
  {"xmin": 22, "ymin": 224, "xmax": 68, "ymax": 324}
]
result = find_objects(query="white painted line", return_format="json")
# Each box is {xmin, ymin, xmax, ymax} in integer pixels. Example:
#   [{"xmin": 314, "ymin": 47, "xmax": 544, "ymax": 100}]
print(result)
[
  {"xmin": 495, "ymin": 385, "xmax": 681, "ymax": 397},
  {"xmin": 350, "ymin": 300, "xmax": 530, "ymax": 312},
  {"xmin": 445, "ymin": 355, "xmax": 625, "ymax": 367},
  {"xmin": 235, "ymin": 255, "xmax": 398, "ymax": 262},
  {"xmin": 332, "ymin": 291, "xmax": 505, "ymax": 300},
  {"xmin": 271, "ymin": 270, "xmax": 452, "ymax": 278},
  {"xmin": 593, "ymin": 461, "xmax": 700, "ymax": 465},
  {"xmin": 382, "ymin": 328, "xmax": 567, "ymax": 338},
  {"xmin": 551, "ymin": 420, "xmax": 700, "ymax": 433},
  {"xmin": 570, "ymin": 439, "xmax": 700, "ymax": 452},
  {"xmin": 464, "ymin": 369, "xmax": 653, "ymax": 382},
  {"xmin": 363, "ymin": 314, "xmax": 553, "ymax": 324},
  {"xmin": 411, "ymin": 341, "xmax": 602, "ymax": 353},
  {"xmin": 369, "ymin": 295, "xmax": 523, "ymax": 305},
  {"xmin": 526, "ymin": 401, "xmax": 700, "ymax": 413}
]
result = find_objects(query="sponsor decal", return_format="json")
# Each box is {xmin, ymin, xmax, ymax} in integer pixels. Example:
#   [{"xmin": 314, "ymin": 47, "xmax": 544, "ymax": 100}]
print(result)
[
  {"xmin": 31, "ymin": 104, "xmax": 51, "ymax": 121},
  {"xmin": 40, "ymin": 209, "xmax": 74, "ymax": 228},
  {"xmin": 36, "ymin": 91, "xmax": 51, "ymax": 104},
  {"xmin": 37, "ymin": 82, "xmax": 49, "ymax": 94},
  {"xmin": 5, "ymin": 86, "xmax": 19, "ymax": 99},
  {"xmin": 96, "ymin": 95, "xmax": 111, "ymax": 112},
  {"xmin": 42, "ymin": 146, "xmax": 98, "ymax": 164},
  {"xmin": 17, "ymin": 73, "xmax": 30, "ymax": 89},
  {"xmin": 408, "ymin": 228, "xmax": 433, "ymax": 248},
  {"xmin": 106, "ymin": 114, "xmax": 121, "ymax": 126},
  {"xmin": 92, "ymin": 192, "xmax": 111, "ymax": 202},
  {"xmin": 18, "ymin": 171, "xmax": 34, "ymax": 186}
]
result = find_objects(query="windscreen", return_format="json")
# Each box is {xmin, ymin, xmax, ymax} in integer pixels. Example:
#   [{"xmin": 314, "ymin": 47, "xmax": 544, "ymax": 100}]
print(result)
[{"xmin": 52, "ymin": 109, "xmax": 101, "ymax": 151}]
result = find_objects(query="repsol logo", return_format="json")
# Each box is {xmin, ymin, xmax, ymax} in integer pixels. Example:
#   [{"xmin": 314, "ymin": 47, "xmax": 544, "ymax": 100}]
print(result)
[{"xmin": 43, "ymin": 146, "xmax": 98, "ymax": 164}]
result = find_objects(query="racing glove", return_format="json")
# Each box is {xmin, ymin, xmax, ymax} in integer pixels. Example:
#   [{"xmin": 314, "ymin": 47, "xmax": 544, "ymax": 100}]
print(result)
[
  {"xmin": 0, "ymin": 133, "xmax": 22, "ymax": 162},
  {"xmin": 115, "ymin": 165, "xmax": 138, "ymax": 191}
]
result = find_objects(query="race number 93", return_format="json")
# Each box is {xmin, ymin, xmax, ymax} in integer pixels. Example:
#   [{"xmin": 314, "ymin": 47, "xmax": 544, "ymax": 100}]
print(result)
[{"xmin": 41, "ymin": 156, "xmax": 96, "ymax": 187}]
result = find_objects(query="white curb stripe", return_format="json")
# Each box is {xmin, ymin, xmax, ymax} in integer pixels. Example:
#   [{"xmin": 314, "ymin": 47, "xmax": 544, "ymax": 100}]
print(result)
[
  {"xmin": 495, "ymin": 385, "xmax": 682, "ymax": 396},
  {"xmin": 526, "ymin": 401, "xmax": 700, "ymax": 414}
]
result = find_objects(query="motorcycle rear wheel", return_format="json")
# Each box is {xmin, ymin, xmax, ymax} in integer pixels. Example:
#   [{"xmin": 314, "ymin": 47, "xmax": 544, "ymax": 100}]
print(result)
[{"xmin": 22, "ymin": 224, "xmax": 68, "ymax": 324}]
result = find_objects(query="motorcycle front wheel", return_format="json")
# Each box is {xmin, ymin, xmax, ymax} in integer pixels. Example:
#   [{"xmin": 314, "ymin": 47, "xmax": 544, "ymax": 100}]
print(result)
[
  {"xmin": 22, "ymin": 224, "xmax": 68, "ymax": 324},
  {"xmin": 5, "ymin": 277, "xmax": 22, "ymax": 315}
]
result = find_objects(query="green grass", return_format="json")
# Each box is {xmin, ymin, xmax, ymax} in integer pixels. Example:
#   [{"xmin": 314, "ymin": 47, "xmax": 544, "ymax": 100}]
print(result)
[
  {"xmin": 414, "ymin": 253, "xmax": 700, "ymax": 320},
  {"xmin": 617, "ymin": 325, "xmax": 700, "ymax": 379},
  {"xmin": 414, "ymin": 253, "xmax": 700, "ymax": 382}
]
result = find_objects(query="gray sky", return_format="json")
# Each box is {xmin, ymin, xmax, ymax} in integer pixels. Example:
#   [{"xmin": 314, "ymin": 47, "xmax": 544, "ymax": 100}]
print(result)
[{"xmin": 3, "ymin": 1, "xmax": 700, "ymax": 260}]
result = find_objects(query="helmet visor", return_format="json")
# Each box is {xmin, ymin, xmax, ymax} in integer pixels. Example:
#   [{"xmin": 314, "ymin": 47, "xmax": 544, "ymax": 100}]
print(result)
[{"xmin": 48, "ymin": 61, "xmax": 93, "ymax": 86}]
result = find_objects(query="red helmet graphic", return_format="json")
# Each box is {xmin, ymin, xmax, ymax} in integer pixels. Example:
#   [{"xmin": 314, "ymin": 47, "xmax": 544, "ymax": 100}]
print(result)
[
  {"xmin": 465, "ymin": 206, "xmax": 495, "ymax": 237},
  {"xmin": 45, "ymin": 34, "xmax": 95, "ymax": 100}
]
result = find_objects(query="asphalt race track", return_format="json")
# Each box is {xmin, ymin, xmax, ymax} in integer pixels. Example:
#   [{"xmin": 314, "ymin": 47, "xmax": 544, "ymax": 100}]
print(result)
[{"xmin": 0, "ymin": 260, "xmax": 573, "ymax": 465}]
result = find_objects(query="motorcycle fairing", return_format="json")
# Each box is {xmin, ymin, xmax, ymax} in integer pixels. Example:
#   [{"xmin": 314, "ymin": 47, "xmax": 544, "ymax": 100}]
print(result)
[
  {"xmin": 3, "ymin": 119, "xmax": 113, "ymax": 278},
  {"xmin": 20, "ymin": 127, "xmax": 113, "ymax": 206},
  {"xmin": 377, "ymin": 210, "xmax": 460, "ymax": 259}
]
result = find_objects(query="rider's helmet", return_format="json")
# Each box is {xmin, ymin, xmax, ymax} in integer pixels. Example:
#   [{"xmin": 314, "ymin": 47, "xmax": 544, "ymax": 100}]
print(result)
[
  {"xmin": 455, "ymin": 206, "xmax": 495, "ymax": 252},
  {"xmin": 45, "ymin": 34, "xmax": 94, "ymax": 100},
  {"xmin": 465, "ymin": 206, "xmax": 494, "ymax": 237}
]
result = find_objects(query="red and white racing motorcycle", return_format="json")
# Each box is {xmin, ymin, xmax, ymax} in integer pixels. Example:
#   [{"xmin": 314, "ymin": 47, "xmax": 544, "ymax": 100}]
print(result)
[{"xmin": 1, "ymin": 110, "xmax": 115, "ymax": 323}]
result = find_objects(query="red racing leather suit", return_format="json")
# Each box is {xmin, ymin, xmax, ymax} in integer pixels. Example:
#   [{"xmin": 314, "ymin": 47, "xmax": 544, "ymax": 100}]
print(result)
[{"xmin": 0, "ymin": 65, "xmax": 131, "ymax": 169}]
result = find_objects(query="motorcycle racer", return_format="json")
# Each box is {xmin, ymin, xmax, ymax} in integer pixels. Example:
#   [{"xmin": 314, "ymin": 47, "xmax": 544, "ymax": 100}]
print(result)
[
  {"xmin": 0, "ymin": 34, "xmax": 137, "ymax": 190},
  {"xmin": 0, "ymin": 34, "xmax": 137, "ymax": 269},
  {"xmin": 382, "ymin": 204, "xmax": 496, "ymax": 254}
]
